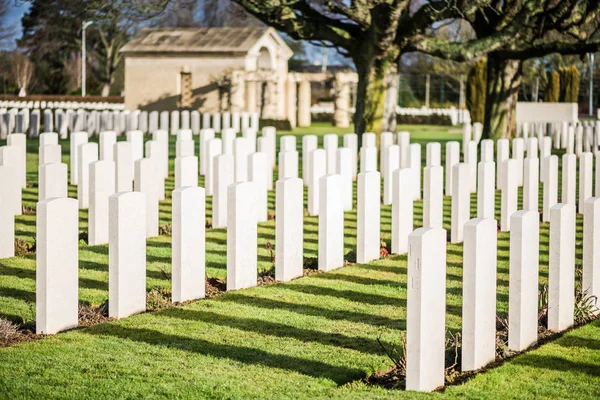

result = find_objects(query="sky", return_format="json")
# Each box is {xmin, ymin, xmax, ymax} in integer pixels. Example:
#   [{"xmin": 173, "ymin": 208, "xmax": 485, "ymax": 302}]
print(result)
[{"xmin": 3, "ymin": 1, "xmax": 30, "ymax": 49}]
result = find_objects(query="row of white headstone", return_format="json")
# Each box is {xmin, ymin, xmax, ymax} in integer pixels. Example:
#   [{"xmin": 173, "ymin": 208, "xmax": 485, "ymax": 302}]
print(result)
[
  {"xmin": 0, "ymin": 100, "xmax": 124, "ymax": 111},
  {"xmin": 0, "ymin": 107, "xmax": 260, "ymax": 139}
]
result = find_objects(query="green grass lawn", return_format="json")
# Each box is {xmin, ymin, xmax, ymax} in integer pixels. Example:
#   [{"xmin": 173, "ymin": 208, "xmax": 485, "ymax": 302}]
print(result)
[{"xmin": 0, "ymin": 123, "xmax": 599, "ymax": 399}]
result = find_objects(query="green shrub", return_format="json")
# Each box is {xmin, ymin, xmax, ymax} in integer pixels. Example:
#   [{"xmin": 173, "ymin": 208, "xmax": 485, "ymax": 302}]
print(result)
[
  {"xmin": 544, "ymin": 71, "xmax": 560, "ymax": 102},
  {"xmin": 259, "ymin": 119, "xmax": 292, "ymax": 131}
]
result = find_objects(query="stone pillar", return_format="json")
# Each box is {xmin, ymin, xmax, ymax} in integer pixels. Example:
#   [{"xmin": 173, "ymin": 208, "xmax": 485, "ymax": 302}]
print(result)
[
  {"xmin": 227, "ymin": 182, "xmax": 258, "ymax": 290},
  {"xmin": 548, "ymin": 203, "xmax": 575, "ymax": 331},
  {"xmin": 333, "ymin": 74, "xmax": 351, "ymax": 128},
  {"xmin": 318, "ymin": 174, "xmax": 344, "ymax": 271},
  {"xmin": 230, "ymin": 71, "xmax": 246, "ymax": 113},
  {"xmin": 275, "ymin": 177, "xmax": 304, "ymax": 281},
  {"xmin": 36, "ymin": 197, "xmax": 79, "ymax": 334},
  {"xmin": 406, "ymin": 227, "xmax": 446, "ymax": 392},
  {"xmin": 445, "ymin": 141, "xmax": 460, "ymax": 196},
  {"xmin": 423, "ymin": 165, "xmax": 444, "ymax": 229},
  {"xmin": 246, "ymin": 81, "xmax": 258, "ymax": 113},
  {"xmin": 508, "ymin": 210, "xmax": 539, "ymax": 352},
  {"xmin": 462, "ymin": 218, "xmax": 497, "ymax": 371},
  {"xmin": 357, "ymin": 171, "xmax": 381, "ymax": 264},
  {"xmin": 109, "ymin": 192, "xmax": 146, "ymax": 319},
  {"xmin": 172, "ymin": 186, "xmax": 205, "ymax": 303},
  {"xmin": 297, "ymin": 80, "xmax": 311, "ymax": 127},
  {"xmin": 286, "ymin": 77, "xmax": 297, "ymax": 128},
  {"xmin": 392, "ymin": 168, "xmax": 414, "ymax": 254}
]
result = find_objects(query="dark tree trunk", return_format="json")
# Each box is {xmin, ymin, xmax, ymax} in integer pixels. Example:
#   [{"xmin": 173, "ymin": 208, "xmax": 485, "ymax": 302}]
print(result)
[
  {"xmin": 483, "ymin": 55, "xmax": 522, "ymax": 140},
  {"xmin": 354, "ymin": 57, "xmax": 392, "ymax": 147}
]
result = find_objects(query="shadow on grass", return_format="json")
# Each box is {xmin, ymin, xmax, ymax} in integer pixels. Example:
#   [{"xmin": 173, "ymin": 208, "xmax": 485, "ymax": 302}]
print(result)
[
  {"xmin": 87, "ymin": 324, "xmax": 365, "ymax": 385},
  {"xmin": 160, "ymin": 307, "xmax": 385, "ymax": 355}
]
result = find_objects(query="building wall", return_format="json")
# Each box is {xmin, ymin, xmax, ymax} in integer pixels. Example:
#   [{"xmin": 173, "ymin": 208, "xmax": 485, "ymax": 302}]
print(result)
[{"xmin": 124, "ymin": 54, "xmax": 247, "ymax": 112}]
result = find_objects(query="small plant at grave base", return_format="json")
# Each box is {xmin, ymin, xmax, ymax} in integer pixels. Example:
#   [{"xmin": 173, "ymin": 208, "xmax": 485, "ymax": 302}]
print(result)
[
  {"xmin": 0, "ymin": 318, "xmax": 21, "ymax": 346},
  {"xmin": 205, "ymin": 220, "xmax": 212, "ymax": 229},
  {"xmin": 265, "ymin": 240, "xmax": 275, "ymax": 266},
  {"xmin": 495, "ymin": 315, "xmax": 513, "ymax": 359},
  {"xmin": 574, "ymin": 290, "xmax": 599, "ymax": 324},
  {"xmin": 258, "ymin": 268, "xmax": 275, "ymax": 286},
  {"xmin": 78, "ymin": 231, "xmax": 88, "ymax": 245},
  {"xmin": 538, "ymin": 284, "xmax": 549, "ymax": 327},
  {"xmin": 78, "ymin": 302, "xmax": 111, "ymax": 327},
  {"xmin": 146, "ymin": 288, "xmax": 172, "ymax": 311},
  {"xmin": 371, "ymin": 330, "xmax": 463, "ymax": 389},
  {"xmin": 14, "ymin": 238, "xmax": 35, "ymax": 256},
  {"xmin": 21, "ymin": 205, "xmax": 36, "ymax": 215},
  {"xmin": 159, "ymin": 265, "xmax": 172, "ymax": 280},
  {"xmin": 302, "ymin": 257, "xmax": 319, "ymax": 273},
  {"xmin": 205, "ymin": 278, "xmax": 226, "ymax": 297},
  {"xmin": 268, "ymin": 211, "xmax": 276, "ymax": 220},
  {"xmin": 303, "ymin": 208, "xmax": 310, "ymax": 217},
  {"xmin": 380, "ymin": 238, "xmax": 391, "ymax": 258},
  {"xmin": 345, "ymin": 250, "xmax": 357, "ymax": 264},
  {"xmin": 158, "ymin": 224, "xmax": 172, "ymax": 236}
]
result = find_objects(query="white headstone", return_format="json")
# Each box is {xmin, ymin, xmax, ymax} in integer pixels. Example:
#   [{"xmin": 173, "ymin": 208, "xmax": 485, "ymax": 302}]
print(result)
[
  {"xmin": 336, "ymin": 147, "xmax": 353, "ymax": 211},
  {"xmin": 508, "ymin": 210, "xmax": 539, "ymax": 352},
  {"xmin": 205, "ymin": 138, "xmax": 223, "ymax": 196},
  {"xmin": 523, "ymin": 157, "xmax": 539, "ymax": 212},
  {"xmin": 77, "ymin": 142, "xmax": 99, "ymax": 209},
  {"xmin": 227, "ymin": 182, "xmax": 258, "ymax": 290},
  {"xmin": 343, "ymin": 133, "xmax": 358, "ymax": 180},
  {"xmin": 88, "ymin": 160, "xmax": 115, "ymax": 245},
  {"xmin": 114, "ymin": 142, "xmax": 133, "ymax": 193},
  {"xmin": 543, "ymin": 155, "xmax": 559, "ymax": 222},
  {"xmin": 212, "ymin": 153, "xmax": 234, "ymax": 228},
  {"xmin": 445, "ymin": 141, "xmax": 460, "ymax": 196},
  {"xmin": 501, "ymin": 159, "xmax": 518, "ymax": 232},
  {"xmin": 308, "ymin": 149, "xmax": 326, "ymax": 216},
  {"xmin": 383, "ymin": 145, "xmax": 400, "ymax": 206},
  {"xmin": 423, "ymin": 165, "xmax": 444, "ymax": 228},
  {"xmin": 426, "ymin": 142, "xmax": 441, "ymax": 167},
  {"xmin": 318, "ymin": 175, "xmax": 344, "ymax": 271},
  {"xmin": 462, "ymin": 218, "xmax": 497, "ymax": 371},
  {"xmin": 357, "ymin": 171, "xmax": 381, "ymax": 264},
  {"xmin": 451, "ymin": 163, "xmax": 470, "ymax": 243},
  {"xmin": 109, "ymin": 192, "xmax": 146, "ymax": 319},
  {"xmin": 496, "ymin": 139, "xmax": 509, "ymax": 190},
  {"xmin": 466, "ymin": 141, "xmax": 478, "ymax": 193},
  {"xmin": 323, "ymin": 134, "xmax": 338, "ymax": 174},
  {"xmin": 360, "ymin": 147, "xmax": 377, "ymax": 172},
  {"xmin": 39, "ymin": 163, "xmax": 67, "ymax": 201},
  {"xmin": 7, "ymin": 134, "xmax": 26, "ymax": 188},
  {"xmin": 172, "ymin": 186, "xmax": 206, "ymax": 302},
  {"xmin": 398, "ymin": 131, "xmax": 410, "ymax": 168},
  {"xmin": 126, "ymin": 130, "xmax": 144, "ymax": 162},
  {"xmin": 548, "ymin": 203, "xmax": 575, "ymax": 331},
  {"xmin": 579, "ymin": 152, "xmax": 594, "ymax": 214},
  {"xmin": 275, "ymin": 177, "xmax": 304, "ymax": 281},
  {"xmin": 302, "ymin": 135, "xmax": 318, "ymax": 185},
  {"xmin": 406, "ymin": 227, "xmax": 446, "ymax": 392},
  {"xmin": 36, "ymin": 197, "xmax": 79, "ymax": 334},
  {"xmin": 278, "ymin": 150, "xmax": 299, "ymax": 180},
  {"xmin": 199, "ymin": 129, "xmax": 216, "ymax": 176},
  {"xmin": 69, "ymin": 131, "xmax": 88, "ymax": 185},
  {"xmin": 248, "ymin": 152, "xmax": 269, "ymax": 223},
  {"xmin": 39, "ymin": 144, "xmax": 61, "ymax": 166},
  {"xmin": 99, "ymin": 131, "xmax": 117, "ymax": 161},
  {"xmin": 175, "ymin": 156, "xmax": 199, "ymax": 188},
  {"xmin": 176, "ymin": 139, "xmax": 195, "ymax": 158},
  {"xmin": 392, "ymin": 168, "xmax": 414, "ymax": 254},
  {"xmin": 134, "ymin": 158, "xmax": 159, "ymax": 238}
]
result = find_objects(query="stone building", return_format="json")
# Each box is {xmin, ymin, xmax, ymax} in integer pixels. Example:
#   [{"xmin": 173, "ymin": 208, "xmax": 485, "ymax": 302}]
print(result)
[{"xmin": 121, "ymin": 27, "xmax": 314, "ymax": 126}]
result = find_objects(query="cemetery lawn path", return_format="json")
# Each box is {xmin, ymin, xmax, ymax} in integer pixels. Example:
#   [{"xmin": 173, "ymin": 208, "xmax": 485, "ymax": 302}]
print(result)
[{"xmin": 1, "ymin": 124, "xmax": 599, "ymax": 399}]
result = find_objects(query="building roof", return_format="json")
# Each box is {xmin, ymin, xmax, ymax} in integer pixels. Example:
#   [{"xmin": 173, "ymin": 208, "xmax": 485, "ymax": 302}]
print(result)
[{"xmin": 121, "ymin": 27, "xmax": 276, "ymax": 54}]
